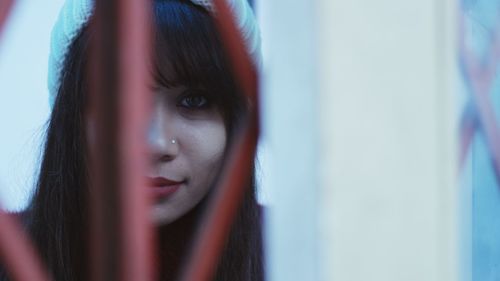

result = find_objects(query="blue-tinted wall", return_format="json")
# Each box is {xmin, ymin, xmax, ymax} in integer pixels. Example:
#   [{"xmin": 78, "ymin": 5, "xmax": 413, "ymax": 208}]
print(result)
[{"xmin": 462, "ymin": 1, "xmax": 500, "ymax": 280}]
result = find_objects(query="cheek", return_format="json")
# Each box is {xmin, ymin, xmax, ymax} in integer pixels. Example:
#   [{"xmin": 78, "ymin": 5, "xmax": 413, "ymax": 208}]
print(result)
[{"xmin": 182, "ymin": 119, "xmax": 227, "ymax": 171}]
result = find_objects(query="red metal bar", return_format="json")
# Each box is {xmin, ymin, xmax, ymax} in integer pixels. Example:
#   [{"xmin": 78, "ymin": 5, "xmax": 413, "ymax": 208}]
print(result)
[
  {"xmin": 0, "ymin": 211, "xmax": 50, "ymax": 281},
  {"xmin": 179, "ymin": 121, "xmax": 258, "ymax": 281},
  {"xmin": 117, "ymin": 0, "xmax": 155, "ymax": 281},
  {"xmin": 0, "ymin": 0, "xmax": 14, "ymax": 39},
  {"xmin": 178, "ymin": 0, "xmax": 260, "ymax": 280},
  {"xmin": 212, "ymin": 0, "xmax": 259, "ymax": 103},
  {"xmin": 89, "ymin": 0, "xmax": 154, "ymax": 280},
  {"xmin": 88, "ymin": 0, "xmax": 122, "ymax": 280}
]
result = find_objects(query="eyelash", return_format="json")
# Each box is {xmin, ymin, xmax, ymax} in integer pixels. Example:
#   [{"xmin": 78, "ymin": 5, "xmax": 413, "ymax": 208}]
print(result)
[{"xmin": 177, "ymin": 93, "xmax": 210, "ymax": 109}]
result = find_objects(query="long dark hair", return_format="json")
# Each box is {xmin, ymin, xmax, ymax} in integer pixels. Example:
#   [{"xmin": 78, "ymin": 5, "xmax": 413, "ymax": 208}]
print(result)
[{"xmin": 1, "ymin": 1, "xmax": 264, "ymax": 280}]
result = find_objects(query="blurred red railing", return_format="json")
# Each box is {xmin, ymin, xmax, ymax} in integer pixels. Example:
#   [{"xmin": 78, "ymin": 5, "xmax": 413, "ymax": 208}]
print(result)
[
  {"xmin": 0, "ymin": 0, "xmax": 14, "ymax": 38},
  {"xmin": 0, "ymin": 212, "xmax": 49, "ymax": 281},
  {"xmin": 179, "ymin": 0, "xmax": 259, "ymax": 280},
  {"xmin": 0, "ymin": 0, "xmax": 258, "ymax": 281},
  {"xmin": 88, "ymin": 0, "xmax": 154, "ymax": 281}
]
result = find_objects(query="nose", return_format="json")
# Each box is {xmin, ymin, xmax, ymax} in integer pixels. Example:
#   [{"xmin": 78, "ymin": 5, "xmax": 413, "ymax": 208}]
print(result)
[{"xmin": 147, "ymin": 105, "xmax": 179, "ymax": 163}]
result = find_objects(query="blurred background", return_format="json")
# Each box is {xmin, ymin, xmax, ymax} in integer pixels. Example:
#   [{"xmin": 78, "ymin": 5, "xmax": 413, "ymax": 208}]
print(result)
[
  {"xmin": 1, "ymin": 0, "xmax": 500, "ymax": 280},
  {"xmin": 0, "ymin": 0, "xmax": 62, "ymax": 211}
]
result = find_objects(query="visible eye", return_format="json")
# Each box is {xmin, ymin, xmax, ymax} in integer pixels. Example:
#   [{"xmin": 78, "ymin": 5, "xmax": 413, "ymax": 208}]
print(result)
[{"xmin": 178, "ymin": 93, "xmax": 210, "ymax": 109}]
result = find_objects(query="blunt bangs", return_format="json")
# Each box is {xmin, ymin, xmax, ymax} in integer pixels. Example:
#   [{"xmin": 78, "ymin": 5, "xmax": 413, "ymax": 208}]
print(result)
[
  {"xmin": 152, "ymin": 0, "xmax": 245, "ymax": 132},
  {"xmin": 153, "ymin": 1, "xmax": 233, "ymax": 97}
]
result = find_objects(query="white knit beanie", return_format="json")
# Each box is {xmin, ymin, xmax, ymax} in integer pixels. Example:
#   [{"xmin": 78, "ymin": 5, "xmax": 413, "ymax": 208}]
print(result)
[{"xmin": 47, "ymin": 0, "xmax": 261, "ymax": 108}]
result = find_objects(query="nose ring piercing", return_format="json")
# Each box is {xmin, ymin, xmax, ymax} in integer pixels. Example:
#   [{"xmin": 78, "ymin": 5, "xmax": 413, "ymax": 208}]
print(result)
[{"xmin": 171, "ymin": 139, "xmax": 177, "ymax": 144}]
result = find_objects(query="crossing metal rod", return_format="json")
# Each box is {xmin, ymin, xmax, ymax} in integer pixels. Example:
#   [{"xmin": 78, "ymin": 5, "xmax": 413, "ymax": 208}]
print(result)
[
  {"xmin": 179, "ymin": 0, "xmax": 260, "ymax": 280},
  {"xmin": 0, "ymin": 0, "xmax": 14, "ymax": 39},
  {"xmin": 0, "ymin": 212, "xmax": 50, "ymax": 281},
  {"xmin": 0, "ymin": 1, "xmax": 50, "ymax": 280},
  {"xmin": 89, "ymin": 0, "xmax": 154, "ymax": 280}
]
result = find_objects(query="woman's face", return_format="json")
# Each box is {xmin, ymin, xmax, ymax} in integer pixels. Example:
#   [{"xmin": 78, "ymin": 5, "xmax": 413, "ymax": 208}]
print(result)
[{"xmin": 147, "ymin": 86, "xmax": 227, "ymax": 224}]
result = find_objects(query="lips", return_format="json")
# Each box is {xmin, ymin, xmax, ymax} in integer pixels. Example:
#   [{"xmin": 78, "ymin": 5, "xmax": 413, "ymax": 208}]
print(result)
[{"xmin": 148, "ymin": 177, "xmax": 183, "ymax": 198}]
